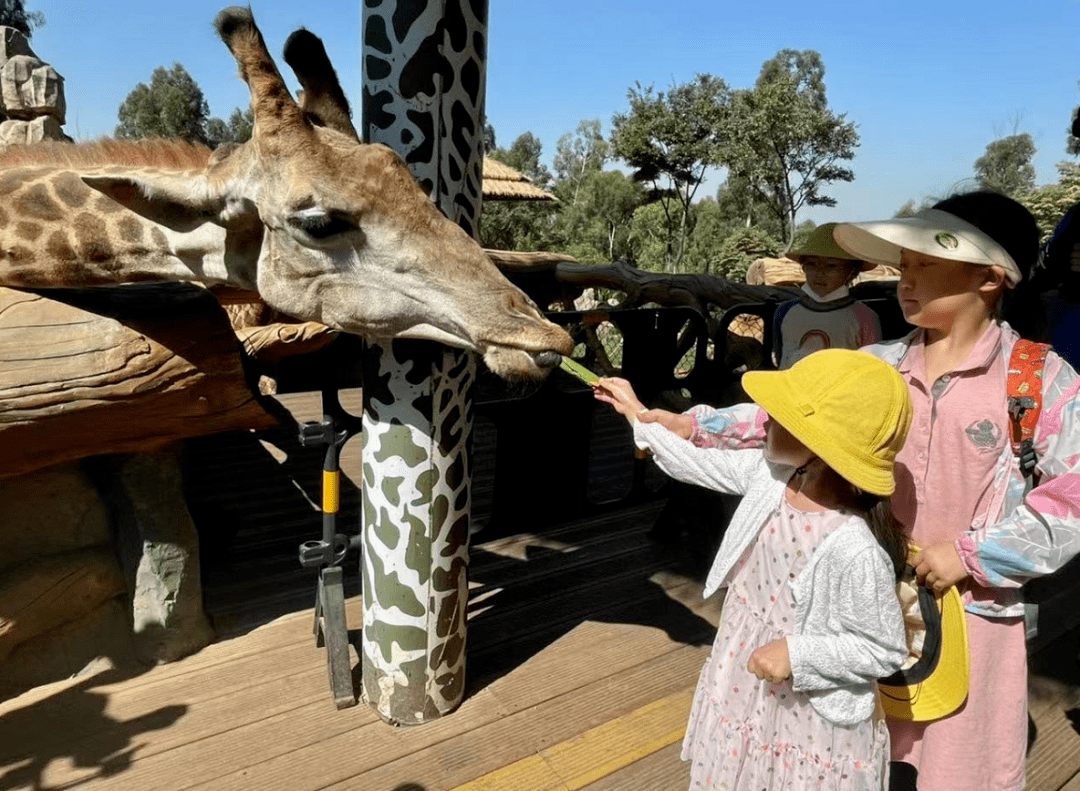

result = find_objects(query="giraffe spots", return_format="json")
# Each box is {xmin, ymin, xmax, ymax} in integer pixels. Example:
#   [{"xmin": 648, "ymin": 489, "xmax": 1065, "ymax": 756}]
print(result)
[
  {"xmin": 14, "ymin": 221, "xmax": 42, "ymax": 242},
  {"xmin": 50, "ymin": 172, "xmax": 89, "ymax": 209},
  {"xmin": 150, "ymin": 226, "xmax": 169, "ymax": 251},
  {"xmin": 45, "ymin": 229, "xmax": 77, "ymax": 263},
  {"xmin": 0, "ymin": 170, "xmax": 29, "ymax": 196},
  {"xmin": 13, "ymin": 183, "xmax": 64, "ymax": 223},
  {"xmin": 94, "ymin": 194, "xmax": 125, "ymax": 214},
  {"xmin": 73, "ymin": 212, "xmax": 116, "ymax": 266},
  {"xmin": 116, "ymin": 215, "xmax": 145, "ymax": 243},
  {"xmin": 0, "ymin": 244, "xmax": 35, "ymax": 267}
]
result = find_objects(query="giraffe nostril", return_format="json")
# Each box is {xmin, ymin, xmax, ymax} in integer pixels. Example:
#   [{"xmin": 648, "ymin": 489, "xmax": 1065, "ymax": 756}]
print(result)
[{"xmin": 532, "ymin": 351, "xmax": 561, "ymax": 368}]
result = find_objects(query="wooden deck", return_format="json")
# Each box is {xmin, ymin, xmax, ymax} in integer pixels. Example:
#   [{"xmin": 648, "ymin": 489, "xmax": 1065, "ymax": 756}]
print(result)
[{"xmin": 4, "ymin": 388, "xmax": 1080, "ymax": 790}]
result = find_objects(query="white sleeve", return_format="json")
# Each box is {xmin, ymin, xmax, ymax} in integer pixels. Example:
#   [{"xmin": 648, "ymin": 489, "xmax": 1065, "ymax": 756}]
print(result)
[{"xmin": 633, "ymin": 420, "xmax": 762, "ymax": 496}]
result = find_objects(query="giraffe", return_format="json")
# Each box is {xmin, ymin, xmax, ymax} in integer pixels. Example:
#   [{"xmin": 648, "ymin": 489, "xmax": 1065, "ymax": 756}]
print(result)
[{"xmin": 0, "ymin": 7, "xmax": 572, "ymax": 381}]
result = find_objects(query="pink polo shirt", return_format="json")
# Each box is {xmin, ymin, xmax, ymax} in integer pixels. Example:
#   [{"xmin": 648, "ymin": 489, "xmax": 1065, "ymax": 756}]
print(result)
[
  {"xmin": 889, "ymin": 322, "xmax": 1027, "ymax": 790},
  {"xmin": 892, "ymin": 322, "xmax": 1008, "ymax": 547}
]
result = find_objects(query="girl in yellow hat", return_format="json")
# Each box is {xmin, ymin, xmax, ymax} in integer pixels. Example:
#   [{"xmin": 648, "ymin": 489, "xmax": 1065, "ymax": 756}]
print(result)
[
  {"xmin": 594, "ymin": 348, "xmax": 912, "ymax": 790},
  {"xmin": 663, "ymin": 191, "xmax": 1080, "ymax": 790}
]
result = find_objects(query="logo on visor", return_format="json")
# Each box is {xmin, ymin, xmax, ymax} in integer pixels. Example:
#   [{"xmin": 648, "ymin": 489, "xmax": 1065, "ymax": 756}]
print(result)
[{"xmin": 935, "ymin": 232, "xmax": 959, "ymax": 250}]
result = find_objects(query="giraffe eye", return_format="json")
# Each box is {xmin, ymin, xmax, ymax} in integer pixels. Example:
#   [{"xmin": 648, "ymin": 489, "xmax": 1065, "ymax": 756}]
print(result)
[{"xmin": 287, "ymin": 207, "xmax": 358, "ymax": 240}]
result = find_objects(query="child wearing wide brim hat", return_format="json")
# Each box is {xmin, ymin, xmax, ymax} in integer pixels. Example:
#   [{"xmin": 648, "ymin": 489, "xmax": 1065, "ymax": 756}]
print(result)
[
  {"xmin": 772, "ymin": 223, "xmax": 882, "ymax": 369},
  {"xmin": 678, "ymin": 190, "xmax": 1080, "ymax": 790},
  {"xmin": 593, "ymin": 348, "xmax": 914, "ymax": 790}
]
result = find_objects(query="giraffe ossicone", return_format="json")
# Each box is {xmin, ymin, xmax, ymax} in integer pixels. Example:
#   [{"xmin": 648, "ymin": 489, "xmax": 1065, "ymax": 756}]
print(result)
[{"xmin": 0, "ymin": 6, "xmax": 572, "ymax": 380}]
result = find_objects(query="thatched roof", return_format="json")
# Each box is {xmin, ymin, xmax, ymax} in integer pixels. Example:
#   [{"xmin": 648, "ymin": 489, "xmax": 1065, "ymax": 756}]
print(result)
[
  {"xmin": 482, "ymin": 157, "xmax": 557, "ymax": 202},
  {"xmin": 746, "ymin": 256, "xmax": 899, "ymax": 287}
]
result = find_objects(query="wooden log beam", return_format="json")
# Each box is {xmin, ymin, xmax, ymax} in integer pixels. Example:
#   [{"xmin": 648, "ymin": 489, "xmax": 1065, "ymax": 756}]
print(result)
[
  {"xmin": 0, "ymin": 284, "xmax": 276, "ymax": 479},
  {"xmin": 551, "ymin": 259, "xmax": 898, "ymax": 313}
]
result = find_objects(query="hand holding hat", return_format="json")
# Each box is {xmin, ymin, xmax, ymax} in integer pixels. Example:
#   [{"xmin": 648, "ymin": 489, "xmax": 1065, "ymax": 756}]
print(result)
[{"xmin": 912, "ymin": 542, "xmax": 968, "ymax": 594}]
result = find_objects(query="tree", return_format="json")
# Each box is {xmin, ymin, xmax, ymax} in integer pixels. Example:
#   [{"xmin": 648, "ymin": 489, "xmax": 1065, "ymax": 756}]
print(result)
[
  {"xmin": 205, "ymin": 107, "xmax": 254, "ymax": 148},
  {"xmin": 553, "ymin": 120, "xmax": 609, "ymax": 206},
  {"xmin": 480, "ymin": 132, "xmax": 559, "ymax": 251},
  {"xmin": 1019, "ymin": 161, "xmax": 1080, "ymax": 239},
  {"xmin": 609, "ymin": 74, "xmax": 731, "ymax": 273},
  {"xmin": 724, "ymin": 50, "xmax": 858, "ymax": 249},
  {"xmin": 116, "ymin": 64, "xmax": 212, "ymax": 144},
  {"xmin": 974, "ymin": 133, "xmax": 1036, "ymax": 196},
  {"xmin": 713, "ymin": 226, "xmax": 782, "ymax": 282},
  {"xmin": 555, "ymin": 169, "xmax": 644, "ymax": 266},
  {"xmin": 491, "ymin": 131, "xmax": 553, "ymax": 189},
  {"xmin": 0, "ymin": 0, "xmax": 44, "ymax": 39}
]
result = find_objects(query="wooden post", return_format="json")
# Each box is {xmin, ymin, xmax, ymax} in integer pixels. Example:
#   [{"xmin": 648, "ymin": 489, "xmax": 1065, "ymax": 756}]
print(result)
[{"xmin": 359, "ymin": 0, "xmax": 487, "ymax": 724}]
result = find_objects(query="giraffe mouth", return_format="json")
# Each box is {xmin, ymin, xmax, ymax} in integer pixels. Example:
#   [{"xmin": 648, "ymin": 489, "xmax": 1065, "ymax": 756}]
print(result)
[{"xmin": 531, "ymin": 351, "xmax": 562, "ymax": 369}]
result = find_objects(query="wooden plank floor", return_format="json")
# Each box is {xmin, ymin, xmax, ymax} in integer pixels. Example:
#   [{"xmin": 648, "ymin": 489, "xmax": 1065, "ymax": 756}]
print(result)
[{"xmin": 4, "ymin": 386, "xmax": 1080, "ymax": 790}]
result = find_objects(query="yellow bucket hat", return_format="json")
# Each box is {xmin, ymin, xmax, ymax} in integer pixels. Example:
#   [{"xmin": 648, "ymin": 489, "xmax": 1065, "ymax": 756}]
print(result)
[
  {"xmin": 741, "ymin": 349, "xmax": 912, "ymax": 496},
  {"xmin": 878, "ymin": 548, "xmax": 970, "ymax": 722}
]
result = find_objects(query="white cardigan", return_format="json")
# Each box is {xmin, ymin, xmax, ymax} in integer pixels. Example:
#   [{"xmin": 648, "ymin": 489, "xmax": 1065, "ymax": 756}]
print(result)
[{"xmin": 634, "ymin": 420, "xmax": 907, "ymax": 726}]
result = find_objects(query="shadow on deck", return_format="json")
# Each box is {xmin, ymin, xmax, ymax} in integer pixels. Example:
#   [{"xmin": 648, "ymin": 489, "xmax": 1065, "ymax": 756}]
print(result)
[{"xmin": 3, "ymin": 380, "xmax": 1080, "ymax": 790}]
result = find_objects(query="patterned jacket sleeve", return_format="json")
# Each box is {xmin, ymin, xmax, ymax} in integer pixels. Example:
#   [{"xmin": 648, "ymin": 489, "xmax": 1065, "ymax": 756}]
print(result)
[
  {"xmin": 957, "ymin": 351, "xmax": 1080, "ymax": 587},
  {"xmin": 686, "ymin": 402, "xmax": 768, "ymax": 450},
  {"xmin": 633, "ymin": 420, "xmax": 762, "ymax": 496}
]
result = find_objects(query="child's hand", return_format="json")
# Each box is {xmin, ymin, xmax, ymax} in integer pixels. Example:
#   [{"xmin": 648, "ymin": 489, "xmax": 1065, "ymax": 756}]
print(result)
[
  {"xmin": 747, "ymin": 638, "xmax": 791, "ymax": 684},
  {"xmin": 593, "ymin": 377, "xmax": 646, "ymax": 423},
  {"xmin": 638, "ymin": 409, "xmax": 693, "ymax": 439},
  {"xmin": 913, "ymin": 542, "xmax": 968, "ymax": 593}
]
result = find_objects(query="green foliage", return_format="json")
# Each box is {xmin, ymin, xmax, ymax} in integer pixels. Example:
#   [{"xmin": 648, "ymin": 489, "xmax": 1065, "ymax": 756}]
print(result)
[
  {"xmin": 116, "ymin": 64, "xmax": 212, "ymax": 144},
  {"xmin": 555, "ymin": 169, "xmax": 644, "ymax": 266},
  {"xmin": 490, "ymin": 132, "xmax": 553, "ymax": 189},
  {"xmin": 552, "ymin": 120, "xmax": 609, "ymax": 206},
  {"xmin": 610, "ymin": 74, "xmax": 730, "ymax": 272},
  {"xmin": 481, "ymin": 134, "xmax": 561, "ymax": 251},
  {"xmin": 724, "ymin": 49, "xmax": 858, "ymax": 248},
  {"xmin": 205, "ymin": 107, "xmax": 253, "ymax": 148},
  {"xmin": 627, "ymin": 202, "xmax": 670, "ymax": 272},
  {"xmin": 712, "ymin": 226, "xmax": 782, "ymax": 282},
  {"xmin": 678, "ymin": 198, "xmax": 733, "ymax": 275},
  {"xmin": 116, "ymin": 63, "xmax": 251, "ymax": 148},
  {"xmin": 1018, "ymin": 161, "xmax": 1080, "ymax": 239},
  {"xmin": 974, "ymin": 133, "xmax": 1036, "ymax": 196},
  {"xmin": 714, "ymin": 173, "xmax": 784, "ymax": 241},
  {"xmin": 0, "ymin": 0, "xmax": 44, "ymax": 39}
]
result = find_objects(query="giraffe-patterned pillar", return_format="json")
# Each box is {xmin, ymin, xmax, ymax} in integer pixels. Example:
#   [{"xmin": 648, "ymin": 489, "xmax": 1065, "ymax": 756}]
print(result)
[{"xmin": 359, "ymin": 0, "xmax": 487, "ymax": 724}]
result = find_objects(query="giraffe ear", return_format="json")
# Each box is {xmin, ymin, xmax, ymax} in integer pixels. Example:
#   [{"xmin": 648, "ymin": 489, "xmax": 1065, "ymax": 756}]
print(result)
[{"xmin": 81, "ymin": 173, "xmax": 231, "ymax": 231}]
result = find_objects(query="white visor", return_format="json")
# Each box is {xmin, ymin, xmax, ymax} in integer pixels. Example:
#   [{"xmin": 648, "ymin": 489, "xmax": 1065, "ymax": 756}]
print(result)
[{"xmin": 833, "ymin": 208, "xmax": 1022, "ymax": 287}]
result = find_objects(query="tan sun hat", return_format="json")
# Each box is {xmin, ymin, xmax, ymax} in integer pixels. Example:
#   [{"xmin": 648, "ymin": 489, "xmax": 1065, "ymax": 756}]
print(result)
[
  {"xmin": 878, "ymin": 547, "xmax": 970, "ymax": 722},
  {"xmin": 741, "ymin": 348, "xmax": 912, "ymax": 496},
  {"xmin": 834, "ymin": 208, "xmax": 1022, "ymax": 287},
  {"xmin": 787, "ymin": 222, "xmax": 875, "ymax": 271}
]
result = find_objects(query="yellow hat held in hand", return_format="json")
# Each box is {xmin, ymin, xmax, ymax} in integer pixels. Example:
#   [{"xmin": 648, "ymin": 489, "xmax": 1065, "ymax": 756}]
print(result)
[
  {"xmin": 741, "ymin": 348, "xmax": 912, "ymax": 496},
  {"xmin": 878, "ymin": 548, "xmax": 970, "ymax": 722}
]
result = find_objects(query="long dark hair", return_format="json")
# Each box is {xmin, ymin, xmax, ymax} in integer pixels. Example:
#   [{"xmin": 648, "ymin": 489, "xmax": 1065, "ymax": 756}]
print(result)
[{"xmin": 851, "ymin": 492, "xmax": 908, "ymax": 581}]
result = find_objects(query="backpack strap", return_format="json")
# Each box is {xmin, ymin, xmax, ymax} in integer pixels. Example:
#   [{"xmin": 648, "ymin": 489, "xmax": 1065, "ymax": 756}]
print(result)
[{"xmin": 1007, "ymin": 339, "xmax": 1051, "ymax": 494}]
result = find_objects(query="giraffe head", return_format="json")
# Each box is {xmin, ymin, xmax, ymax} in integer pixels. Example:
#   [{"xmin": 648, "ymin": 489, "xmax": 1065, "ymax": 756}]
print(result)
[{"xmin": 80, "ymin": 7, "xmax": 571, "ymax": 380}]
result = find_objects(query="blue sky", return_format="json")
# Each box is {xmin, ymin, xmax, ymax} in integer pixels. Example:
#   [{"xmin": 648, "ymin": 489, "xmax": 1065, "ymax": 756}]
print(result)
[{"xmin": 25, "ymin": 0, "xmax": 1080, "ymax": 224}]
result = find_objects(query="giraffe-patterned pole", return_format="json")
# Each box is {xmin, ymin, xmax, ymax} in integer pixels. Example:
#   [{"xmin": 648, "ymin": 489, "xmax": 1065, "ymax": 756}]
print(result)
[{"xmin": 359, "ymin": 0, "xmax": 487, "ymax": 724}]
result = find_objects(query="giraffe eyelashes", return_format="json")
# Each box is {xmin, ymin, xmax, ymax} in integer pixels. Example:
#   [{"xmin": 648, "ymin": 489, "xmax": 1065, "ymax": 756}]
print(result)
[{"xmin": 286, "ymin": 207, "xmax": 359, "ymax": 240}]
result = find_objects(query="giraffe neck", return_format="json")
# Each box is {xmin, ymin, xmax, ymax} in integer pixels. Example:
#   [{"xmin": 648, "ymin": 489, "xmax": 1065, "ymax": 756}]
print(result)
[{"xmin": 0, "ymin": 164, "xmax": 250, "ymax": 290}]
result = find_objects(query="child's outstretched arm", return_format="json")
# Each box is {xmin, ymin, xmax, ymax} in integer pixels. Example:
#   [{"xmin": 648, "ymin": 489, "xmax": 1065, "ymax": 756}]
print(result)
[
  {"xmin": 593, "ymin": 377, "xmax": 762, "ymax": 496},
  {"xmin": 684, "ymin": 402, "xmax": 768, "ymax": 450}
]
